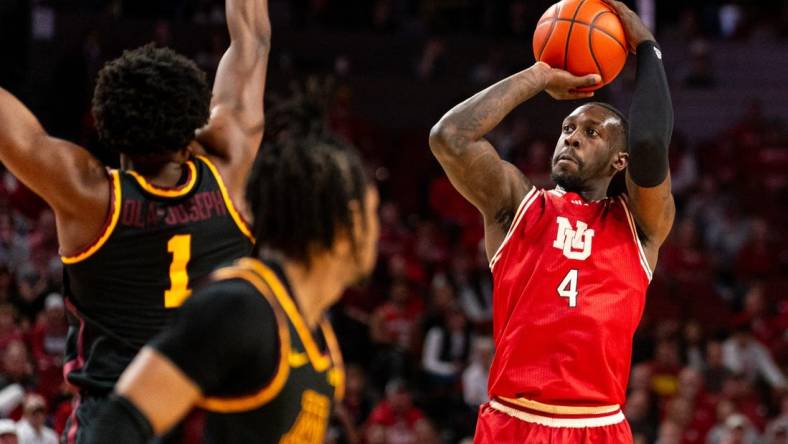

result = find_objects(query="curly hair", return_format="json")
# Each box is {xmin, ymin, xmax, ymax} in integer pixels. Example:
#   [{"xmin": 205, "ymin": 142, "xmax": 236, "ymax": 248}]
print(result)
[{"xmin": 92, "ymin": 44, "xmax": 211, "ymax": 156}]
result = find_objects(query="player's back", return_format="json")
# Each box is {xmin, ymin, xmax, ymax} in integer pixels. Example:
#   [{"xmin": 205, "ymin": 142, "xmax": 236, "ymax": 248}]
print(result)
[
  {"xmin": 62, "ymin": 155, "xmax": 254, "ymax": 393},
  {"xmin": 488, "ymin": 187, "xmax": 650, "ymax": 407}
]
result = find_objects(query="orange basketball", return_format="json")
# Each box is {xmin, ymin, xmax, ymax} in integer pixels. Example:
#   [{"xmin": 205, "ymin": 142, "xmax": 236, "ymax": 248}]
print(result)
[{"xmin": 533, "ymin": 0, "xmax": 628, "ymax": 91}]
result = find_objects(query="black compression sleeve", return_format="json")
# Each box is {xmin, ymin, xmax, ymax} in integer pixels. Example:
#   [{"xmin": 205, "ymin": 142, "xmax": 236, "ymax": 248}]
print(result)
[
  {"xmin": 151, "ymin": 279, "xmax": 280, "ymax": 396},
  {"xmin": 628, "ymin": 41, "xmax": 674, "ymax": 187},
  {"xmin": 84, "ymin": 395, "xmax": 153, "ymax": 444}
]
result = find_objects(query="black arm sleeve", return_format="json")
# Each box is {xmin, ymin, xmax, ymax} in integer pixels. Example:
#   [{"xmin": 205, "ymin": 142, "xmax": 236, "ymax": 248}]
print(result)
[
  {"xmin": 85, "ymin": 395, "xmax": 153, "ymax": 444},
  {"xmin": 151, "ymin": 279, "xmax": 280, "ymax": 397},
  {"xmin": 628, "ymin": 41, "xmax": 674, "ymax": 188}
]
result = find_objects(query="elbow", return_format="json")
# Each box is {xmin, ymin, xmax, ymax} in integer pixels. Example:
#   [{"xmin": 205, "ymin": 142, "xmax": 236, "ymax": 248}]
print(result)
[{"xmin": 429, "ymin": 121, "xmax": 463, "ymax": 158}]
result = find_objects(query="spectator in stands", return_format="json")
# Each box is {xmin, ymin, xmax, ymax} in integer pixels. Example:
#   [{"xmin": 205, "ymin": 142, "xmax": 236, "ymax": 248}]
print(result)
[
  {"xmin": 720, "ymin": 373, "xmax": 768, "ymax": 430},
  {"xmin": 370, "ymin": 280, "xmax": 424, "ymax": 384},
  {"xmin": 0, "ymin": 419, "xmax": 18, "ymax": 444},
  {"xmin": 421, "ymin": 304, "xmax": 470, "ymax": 386},
  {"xmin": 735, "ymin": 219, "xmax": 779, "ymax": 282},
  {"xmin": 0, "ymin": 341, "xmax": 34, "ymax": 391},
  {"xmin": 27, "ymin": 293, "xmax": 66, "ymax": 403},
  {"xmin": 0, "ymin": 213, "xmax": 27, "ymax": 270},
  {"xmin": 0, "ymin": 305, "xmax": 22, "ymax": 351},
  {"xmin": 708, "ymin": 413, "xmax": 760, "ymax": 444},
  {"xmin": 16, "ymin": 394, "xmax": 56, "ymax": 444},
  {"xmin": 462, "ymin": 336, "xmax": 492, "ymax": 408},
  {"xmin": 650, "ymin": 339, "xmax": 683, "ymax": 398},
  {"xmin": 449, "ymin": 251, "xmax": 492, "ymax": 327},
  {"xmin": 682, "ymin": 320, "xmax": 706, "ymax": 370},
  {"xmin": 764, "ymin": 394, "xmax": 788, "ymax": 444},
  {"xmin": 704, "ymin": 340, "xmax": 733, "ymax": 394},
  {"xmin": 655, "ymin": 419, "xmax": 682, "ymax": 444},
  {"xmin": 366, "ymin": 379, "xmax": 436, "ymax": 444},
  {"xmin": 674, "ymin": 367, "xmax": 716, "ymax": 443},
  {"xmin": 342, "ymin": 364, "xmax": 375, "ymax": 431},
  {"xmin": 723, "ymin": 324, "xmax": 787, "ymax": 390},
  {"xmin": 626, "ymin": 389, "xmax": 657, "ymax": 444}
]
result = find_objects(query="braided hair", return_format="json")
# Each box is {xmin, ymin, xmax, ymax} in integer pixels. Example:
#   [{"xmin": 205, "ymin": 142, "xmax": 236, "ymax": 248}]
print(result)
[{"xmin": 246, "ymin": 78, "xmax": 369, "ymax": 265}]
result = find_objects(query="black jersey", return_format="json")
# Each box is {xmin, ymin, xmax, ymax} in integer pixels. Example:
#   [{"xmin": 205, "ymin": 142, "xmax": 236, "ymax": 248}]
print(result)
[
  {"xmin": 152, "ymin": 257, "xmax": 345, "ymax": 444},
  {"xmin": 62, "ymin": 155, "xmax": 254, "ymax": 393}
]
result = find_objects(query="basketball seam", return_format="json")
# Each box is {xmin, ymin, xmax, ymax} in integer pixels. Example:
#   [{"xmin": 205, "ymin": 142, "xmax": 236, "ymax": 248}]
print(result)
[
  {"xmin": 537, "ymin": 17, "xmax": 627, "ymax": 52},
  {"xmin": 537, "ymin": 4, "xmax": 562, "ymax": 62},
  {"xmin": 588, "ymin": 10, "xmax": 609, "ymax": 83},
  {"xmin": 563, "ymin": 0, "xmax": 589, "ymax": 71}
]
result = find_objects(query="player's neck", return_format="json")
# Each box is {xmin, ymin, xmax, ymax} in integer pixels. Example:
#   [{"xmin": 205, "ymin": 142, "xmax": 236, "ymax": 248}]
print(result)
[
  {"xmin": 121, "ymin": 148, "xmax": 191, "ymax": 187},
  {"xmin": 556, "ymin": 183, "xmax": 608, "ymax": 202},
  {"xmin": 281, "ymin": 256, "xmax": 347, "ymax": 330}
]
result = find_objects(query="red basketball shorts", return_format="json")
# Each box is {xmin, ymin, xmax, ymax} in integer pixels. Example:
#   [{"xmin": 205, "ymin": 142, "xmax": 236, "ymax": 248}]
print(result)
[{"xmin": 473, "ymin": 398, "xmax": 633, "ymax": 443}]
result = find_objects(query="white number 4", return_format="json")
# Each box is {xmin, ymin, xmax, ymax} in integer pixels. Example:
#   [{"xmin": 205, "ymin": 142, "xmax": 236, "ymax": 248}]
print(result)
[{"xmin": 557, "ymin": 269, "xmax": 579, "ymax": 308}]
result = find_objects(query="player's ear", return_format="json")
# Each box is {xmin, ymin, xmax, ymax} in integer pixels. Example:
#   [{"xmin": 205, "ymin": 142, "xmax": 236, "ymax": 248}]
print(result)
[{"xmin": 612, "ymin": 151, "xmax": 629, "ymax": 173}]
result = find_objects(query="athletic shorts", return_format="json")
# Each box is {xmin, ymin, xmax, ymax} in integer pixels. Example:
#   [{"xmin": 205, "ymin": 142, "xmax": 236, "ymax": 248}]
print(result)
[{"xmin": 473, "ymin": 398, "xmax": 633, "ymax": 444}]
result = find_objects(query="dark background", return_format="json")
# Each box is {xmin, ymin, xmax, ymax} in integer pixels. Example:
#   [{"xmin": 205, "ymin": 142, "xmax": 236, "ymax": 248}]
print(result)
[{"xmin": 0, "ymin": 1, "xmax": 787, "ymax": 443}]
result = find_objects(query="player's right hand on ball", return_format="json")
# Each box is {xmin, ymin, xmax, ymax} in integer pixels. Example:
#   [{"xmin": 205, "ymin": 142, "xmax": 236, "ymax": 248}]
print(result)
[{"xmin": 536, "ymin": 62, "xmax": 601, "ymax": 100}]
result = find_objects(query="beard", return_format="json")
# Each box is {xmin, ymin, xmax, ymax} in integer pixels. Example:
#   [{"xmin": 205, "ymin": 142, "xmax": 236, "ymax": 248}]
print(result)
[{"xmin": 551, "ymin": 170, "xmax": 588, "ymax": 193}]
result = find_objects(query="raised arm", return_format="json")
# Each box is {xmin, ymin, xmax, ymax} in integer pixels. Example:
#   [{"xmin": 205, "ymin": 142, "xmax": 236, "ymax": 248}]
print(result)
[
  {"xmin": 0, "ymin": 89, "xmax": 108, "ymax": 250},
  {"xmin": 197, "ymin": 0, "xmax": 271, "ymax": 169},
  {"xmin": 429, "ymin": 64, "xmax": 600, "ymax": 259},
  {"xmin": 604, "ymin": 0, "xmax": 676, "ymax": 265}
]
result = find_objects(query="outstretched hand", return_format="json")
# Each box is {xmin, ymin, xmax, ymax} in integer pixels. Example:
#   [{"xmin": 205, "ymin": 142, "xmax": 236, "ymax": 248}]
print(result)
[
  {"xmin": 537, "ymin": 62, "xmax": 601, "ymax": 100},
  {"xmin": 601, "ymin": 0, "xmax": 655, "ymax": 53}
]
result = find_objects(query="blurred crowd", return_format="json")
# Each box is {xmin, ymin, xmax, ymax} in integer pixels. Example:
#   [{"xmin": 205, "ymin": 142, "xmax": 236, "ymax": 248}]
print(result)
[{"xmin": 0, "ymin": 1, "xmax": 787, "ymax": 444}]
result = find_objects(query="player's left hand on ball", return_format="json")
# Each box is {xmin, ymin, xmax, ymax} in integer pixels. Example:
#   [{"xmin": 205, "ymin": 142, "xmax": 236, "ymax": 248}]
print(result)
[
  {"xmin": 601, "ymin": 0, "xmax": 656, "ymax": 52},
  {"xmin": 541, "ymin": 64, "xmax": 601, "ymax": 100}
]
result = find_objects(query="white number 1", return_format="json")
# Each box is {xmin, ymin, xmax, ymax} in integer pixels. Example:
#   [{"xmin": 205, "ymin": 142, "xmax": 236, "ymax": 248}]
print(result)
[{"xmin": 557, "ymin": 269, "xmax": 579, "ymax": 308}]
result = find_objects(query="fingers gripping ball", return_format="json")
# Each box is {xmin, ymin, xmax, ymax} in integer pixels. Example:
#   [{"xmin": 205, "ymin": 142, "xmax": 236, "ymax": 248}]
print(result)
[{"xmin": 533, "ymin": 0, "xmax": 628, "ymax": 91}]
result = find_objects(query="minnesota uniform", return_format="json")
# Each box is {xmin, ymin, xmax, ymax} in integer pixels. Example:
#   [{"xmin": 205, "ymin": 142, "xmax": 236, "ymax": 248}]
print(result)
[
  {"xmin": 151, "ymin": 257, "xmax": 345, "ymax": 444},
  {"xmin": 474, "ymin": 187, "xmax": 651, "ymax": 443},
  {"xmin": 61, "ymin": 155, "xmax": 253, "ymax": 443}
]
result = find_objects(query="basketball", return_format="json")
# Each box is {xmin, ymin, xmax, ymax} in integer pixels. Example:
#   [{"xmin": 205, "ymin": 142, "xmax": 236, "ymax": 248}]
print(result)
[{"xmin": 533, "ymin": 0, "xmax": 628, "ymax": 90}]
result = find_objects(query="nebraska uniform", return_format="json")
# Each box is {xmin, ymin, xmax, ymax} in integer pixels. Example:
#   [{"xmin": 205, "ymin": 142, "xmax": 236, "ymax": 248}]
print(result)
[{"xmin": 475, "ymin": 187, "xmax": 651, "ymax": 443}]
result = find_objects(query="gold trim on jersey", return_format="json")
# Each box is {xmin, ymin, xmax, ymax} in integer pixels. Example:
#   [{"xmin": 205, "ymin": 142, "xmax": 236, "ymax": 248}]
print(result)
[
  {"xmin": 497, "ymin": 396, "xmax": 621, "ymax": 415},
  {"xmin": 61, "ymin": 170, "xmax": 122, "ymax": 264},
  {"xmin": 321, "ymin": 319, "xmax": 345, "ymax": 401},
  {"xmin": 196, "ymin": 155, "xmax": 255, "ymax": 242},
  {"xmin": 127, "ymin": 160, "xmax": 198, "ymax": 198},
  {"xmin": 196, "ymin": 267, "xmax": 291, "ymax": 413},
  {"xmin": 242, "ymin": 258, "xmax": 336, "ymax": 373}
]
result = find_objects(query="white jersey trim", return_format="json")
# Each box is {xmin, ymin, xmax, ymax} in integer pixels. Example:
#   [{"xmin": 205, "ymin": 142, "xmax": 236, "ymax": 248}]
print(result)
[
  {"xmin": 489, "ymin": 187, "xmax": 539, "ymax": 271},
  {"xmin": 619, "ymin": 196, "xmax": 653, "ymax": 281},
  {"xmin": 489, "ymin": 400, "xmax": 626, "ymax": 428}
]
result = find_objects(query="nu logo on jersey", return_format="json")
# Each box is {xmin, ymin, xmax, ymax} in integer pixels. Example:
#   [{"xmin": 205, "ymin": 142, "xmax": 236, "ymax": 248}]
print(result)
[{"xmin": 552, "ymin": 217, "xmax": 594, "ymax": 260}]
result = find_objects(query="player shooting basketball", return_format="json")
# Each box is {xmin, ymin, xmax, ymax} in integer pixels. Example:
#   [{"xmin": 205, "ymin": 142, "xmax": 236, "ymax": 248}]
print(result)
[
  {"xmin": 429, "ymin": 1, "xmax": 673, "ymax": 442},
  {"xmin": 0, "ymin": 0, "xmax": 269, "ymax": 442}
]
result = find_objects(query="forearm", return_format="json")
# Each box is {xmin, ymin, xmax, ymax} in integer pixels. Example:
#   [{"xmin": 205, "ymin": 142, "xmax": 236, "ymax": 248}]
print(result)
[
  {"xmin": 628, "ymin": 41, "xmax": 673, "ymax": 187},
  {"xmin": 430, "ymin": 63, "xmax": 549, "ymax": 155},
  {"xmin": 226, "ymin": 0, "xmax": 271, "ymax": 44}
]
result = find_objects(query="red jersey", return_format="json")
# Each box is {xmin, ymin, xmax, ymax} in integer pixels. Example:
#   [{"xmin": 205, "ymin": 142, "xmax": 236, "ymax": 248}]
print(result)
[{"xmin": 488, "ymin": 187, "xmax": 650, "ymax": 406}]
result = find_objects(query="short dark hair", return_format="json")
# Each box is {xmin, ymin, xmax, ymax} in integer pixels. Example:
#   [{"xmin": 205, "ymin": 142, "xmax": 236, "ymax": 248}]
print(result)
[
  {"xmin": 584, "ymin": 102, "xmax": 629, "ymax": 152},
  {"xmin": 92, "ymin": 44, "xmax": 211, "ymax": 156},
  {"xmin": 246, "ymin": 80, "xmax": 369, "ymax": 265}
]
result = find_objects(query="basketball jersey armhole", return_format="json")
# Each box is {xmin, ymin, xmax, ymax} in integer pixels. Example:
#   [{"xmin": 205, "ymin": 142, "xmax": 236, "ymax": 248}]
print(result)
[
  {"xmin": 489, "ymin": 187, "xmax": 540, "ymax": 271},
  {"xmin": 61, "ymin": 170, "xmax": 122, "ymax": 264},
  {"xmin": 196, "ymin": 267, "xmax": 291, "ymax": 413},
  {"xmin": 196, "ymin": 155, "xmax": 255, "ymax": 242},
  {"xmin": 618, "ymin": 196, "xmax": 653, "ymax": 281}
]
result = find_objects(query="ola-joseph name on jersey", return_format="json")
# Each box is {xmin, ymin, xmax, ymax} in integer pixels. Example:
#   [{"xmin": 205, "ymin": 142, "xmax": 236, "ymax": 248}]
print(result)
[{"xmin": 62, "ymin": 155, "xmax": 254, "ymax": 393}]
